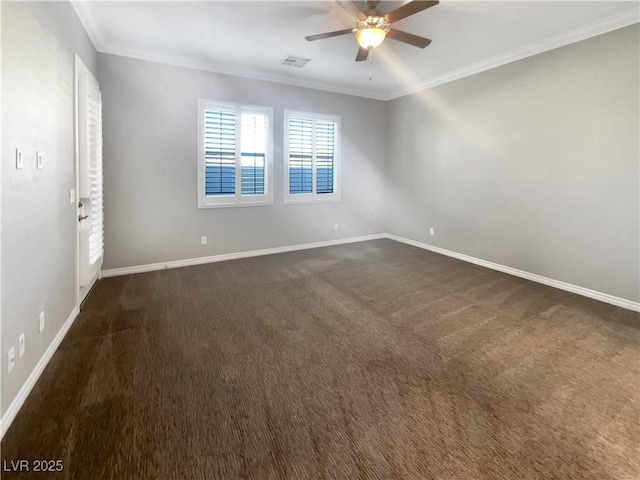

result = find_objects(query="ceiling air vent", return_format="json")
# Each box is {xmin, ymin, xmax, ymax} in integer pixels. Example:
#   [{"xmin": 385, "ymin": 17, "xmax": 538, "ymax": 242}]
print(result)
[{"xmin": 281, "ymin": 55, "xmax": 311, "ymax": 68}]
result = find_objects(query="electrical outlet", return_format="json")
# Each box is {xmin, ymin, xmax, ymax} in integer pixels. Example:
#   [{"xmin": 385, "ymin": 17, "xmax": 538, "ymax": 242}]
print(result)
[
  {"xmin": 15, "ymin": 148, "xmax": 23, "ymax": 169},
  {"xmin": 39, "ymin": 311, "xmax": 45, "ymax": 333},
  {"xmin": 201, "ymin": 236, "xmax": 208, "ymax": 246},
  {"xmin": 36, "ymin": 151, "xmax": 44, "ymax": 169},
  {"xmin": 7, "ymin": 347, "xmax": 15, "ymax": 373},
  {"xmin": 18, "ymin": 335, "xmax": 25, "ymax": 357},
  {"xmin": 334, "ymin": 223, "xmax": 339, "ymax": 231},
  {"xmin": 429, "ymin": 228, "xmax": 435, "ymax": 236}
]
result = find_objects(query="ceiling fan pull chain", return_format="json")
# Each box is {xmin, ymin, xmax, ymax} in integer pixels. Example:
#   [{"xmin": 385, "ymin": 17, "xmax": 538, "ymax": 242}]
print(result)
[{"xmin": 370, "ymin": 49, "xmax": 376, "ymax": 82}]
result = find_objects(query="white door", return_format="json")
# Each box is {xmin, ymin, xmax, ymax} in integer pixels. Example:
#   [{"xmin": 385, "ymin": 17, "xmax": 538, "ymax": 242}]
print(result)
[{"xmin": 75, "ymin": 56, "xmax": 103, "ymax": 305}]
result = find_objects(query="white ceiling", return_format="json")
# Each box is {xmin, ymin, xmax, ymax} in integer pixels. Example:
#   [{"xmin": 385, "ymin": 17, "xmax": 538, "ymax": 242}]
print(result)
[{"xmin": 73, "ymin": 1, "xmax": 639, "ymax": 100}]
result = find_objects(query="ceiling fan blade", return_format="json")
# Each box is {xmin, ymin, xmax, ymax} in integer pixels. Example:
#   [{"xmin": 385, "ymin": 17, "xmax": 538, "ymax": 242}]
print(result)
[
  {"xmin": 386, "ymin": 29, "xmax": 432, "ymax": 48},
  {"xmin": 386, "ymin": 0, "xmax": 439, "ymax": 24},
  {"xmin": 355, "ymin": 46, "xmax": 370, "ymax": 62},
  {"xmin": 336, "ymin": 1, "xmax": 367, "ymax": 20},
  {"xmin": 305, "ymin": 29, "xmax": 354, "ymax": 42}
]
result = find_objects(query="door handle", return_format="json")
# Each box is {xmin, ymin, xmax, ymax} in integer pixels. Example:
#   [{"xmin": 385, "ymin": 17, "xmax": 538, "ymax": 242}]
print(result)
[{"xmin": 78, "ymin": 215, "xmax": 89, "ymax": 222}]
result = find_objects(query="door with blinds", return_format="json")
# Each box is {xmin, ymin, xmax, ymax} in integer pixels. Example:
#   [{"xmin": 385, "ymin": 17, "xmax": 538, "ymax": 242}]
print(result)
[{"xmin": 75, "ymin": 56, "xmax": 103, "ymax": 301}]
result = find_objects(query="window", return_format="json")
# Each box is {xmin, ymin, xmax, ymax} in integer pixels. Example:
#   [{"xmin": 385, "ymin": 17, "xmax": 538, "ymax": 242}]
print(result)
[
  {"xmin": 198, "ymin": 100, "xmax": 273, "ymax": 208},
  {"xmin": 284, "ymin": 110, "xmax": 341, "ymax": 204}
]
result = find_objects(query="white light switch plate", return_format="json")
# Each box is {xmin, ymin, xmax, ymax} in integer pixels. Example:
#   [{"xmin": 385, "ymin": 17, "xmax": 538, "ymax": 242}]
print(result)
[
  {"xmin": 69, "ymin": 189, "xmax": 76, "ymax": 204},
  {"xmin": 18, "ymin": 335, "xmax": 25, "ymax": 357}
]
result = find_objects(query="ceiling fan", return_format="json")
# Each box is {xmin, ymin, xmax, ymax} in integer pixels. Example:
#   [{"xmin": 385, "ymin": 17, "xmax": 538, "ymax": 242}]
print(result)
[{"xmin": 305, "ymin": 0, "xmax": 439, "ymax": 62}]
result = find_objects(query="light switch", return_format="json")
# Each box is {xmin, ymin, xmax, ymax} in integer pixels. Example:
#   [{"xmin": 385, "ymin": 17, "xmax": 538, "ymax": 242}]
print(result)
[
  {"xmin": 36, "ymin": 152, "xmax": 43, "ymax": 169},
  {"xmin": 69, "ymin": 189, "xmax": 76, "ymax": 204}
]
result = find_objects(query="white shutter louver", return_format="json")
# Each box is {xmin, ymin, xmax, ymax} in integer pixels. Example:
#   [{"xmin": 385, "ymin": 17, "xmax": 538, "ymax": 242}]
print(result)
[
  {"xmin": 204, "ymin": 109, "xmax": 236, "ymax": 195},
  {"xmin": 315, "ymin": 121, "xmax": 336, "ymax": 194},
  {"xmin": 240, "ymin": 113, "xmax": 267, "ymax": 195},
  {"xmin": 79, "ymin": 74, "xmax": 104, "ymax": 286},
  {"xmin": 288, "ymin": 118, "xmax": 313, "ymax": 194}
]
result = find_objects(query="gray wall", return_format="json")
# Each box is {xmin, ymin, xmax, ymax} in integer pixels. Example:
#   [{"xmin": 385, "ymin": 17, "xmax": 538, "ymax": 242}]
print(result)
[
  {"xmin": 98, "ymin": 54, "xmax": 387, "ymax": 270},
  {"xmin": 386, "ymin": 25, "xmax": 640, "ymax": 302},
  {"xmin": 1, "ymin": 2, "xmax": 97, "ymax": 416}
]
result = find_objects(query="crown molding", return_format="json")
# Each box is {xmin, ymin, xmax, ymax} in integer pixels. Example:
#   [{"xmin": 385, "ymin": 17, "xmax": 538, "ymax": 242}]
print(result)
[
  {"xmin": 98, "ymin": 45, "xmax": 389, "ymax": 101},
  {"xmin": 71, "ymin": 2, "xmax": 638, "ymax": 102},
  {"xmin": 387, "ymin": 6, "xmax": 640, "ymax": 100},
  {"xmin": 70, "ymin": 0, "xmax": 386, "ymax": 101},
  {"xmin": 71, "ymin": 0, "xmax": 106, "ymax": 51}
]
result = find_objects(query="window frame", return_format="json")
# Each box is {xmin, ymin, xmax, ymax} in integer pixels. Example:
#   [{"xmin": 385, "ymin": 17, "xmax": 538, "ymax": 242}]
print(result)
[
  {"xmin": 197, "ymin": 99, "xmax": 274, "ymax": 209},
  {"xmin": 284, "ymin": 110, "xmax": 341, "ymax": 205}
]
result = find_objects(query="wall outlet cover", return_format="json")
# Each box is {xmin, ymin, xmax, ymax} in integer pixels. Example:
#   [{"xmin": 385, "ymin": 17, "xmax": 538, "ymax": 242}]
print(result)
[{"xmin": 39, "ymin": 311, "xmax": 45, "ymax": 333}]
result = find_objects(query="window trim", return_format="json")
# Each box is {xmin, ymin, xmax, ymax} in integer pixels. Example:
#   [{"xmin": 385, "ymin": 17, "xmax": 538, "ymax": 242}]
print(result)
[
  {"xmin": 284, "ymin": 110, "xmax": 341, "ymax": 205},
  {"xmin": 197, "ymin": 99, "xmax": 274, "ymax": 209}
]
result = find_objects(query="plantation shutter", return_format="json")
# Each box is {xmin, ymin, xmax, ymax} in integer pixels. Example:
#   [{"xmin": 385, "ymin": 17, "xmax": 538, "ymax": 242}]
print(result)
[
  {"xmin": 204, "ymin": 109, "xmax": 236, "ymax": 195},
  {"xmin": 284, "ymin": 110, "xmax": 340, "ymax": 204},
  {"xmin": 198, "ymin": 101, "xmax": 273, "ymax": 208},
  {"xmin": 288, "ymin": 118, "xmax": 314, "ymax": 194},
  {"xmin": 87, "ymin": 89, "xmax": 103, "ymax": 265},
  {"xmin": 240, "ymin": 112, "xmax": 267, "ymax": 195},
  {"xmin": 316, "ymin": 121, "xmax": 336, "ymax": 194},
  {"xmin": 78, "ymin": 74, "xmax": 103, "ymax": 286}
]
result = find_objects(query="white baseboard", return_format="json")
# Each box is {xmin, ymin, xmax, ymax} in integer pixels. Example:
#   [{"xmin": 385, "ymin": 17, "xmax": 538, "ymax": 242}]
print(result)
[
  {"xmin": 386, "ymin": 234, "xmax": 640, "ymax": 312},
  {"xmin": 0, "ymin": 306, "xmax": 80, "ymax": 439},
  {"xmin": 101, "ymin": 234, "xmax": 387, "ymax": 277},
  {"xmin": 102, "ymin": 232, "xmax": 639, "ymax": 312}
]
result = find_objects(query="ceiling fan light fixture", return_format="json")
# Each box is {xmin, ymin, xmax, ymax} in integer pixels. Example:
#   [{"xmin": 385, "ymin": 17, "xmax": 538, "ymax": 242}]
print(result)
[
  {"xmin": 355, "ymin": 28, "xmax": 387, "ymax": 49},
  {"xmin": 354, "ymin": 16, "xmax": 390, "ymax": 49},
  {"xmin": 305, "ymin": 1, "xmax": 438, "ymax": 62}
]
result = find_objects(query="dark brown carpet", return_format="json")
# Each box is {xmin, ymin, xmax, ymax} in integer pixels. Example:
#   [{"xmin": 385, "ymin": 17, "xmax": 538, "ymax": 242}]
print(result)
[{"xmin": 2, "ymin": 239, "xmax": 639, "ymax": 479}]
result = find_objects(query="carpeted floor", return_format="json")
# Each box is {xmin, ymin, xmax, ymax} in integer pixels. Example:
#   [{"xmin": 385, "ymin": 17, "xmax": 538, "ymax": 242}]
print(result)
[{"xmin": 1, "ymin": 239, "xmax": 639, "ymax": 479}]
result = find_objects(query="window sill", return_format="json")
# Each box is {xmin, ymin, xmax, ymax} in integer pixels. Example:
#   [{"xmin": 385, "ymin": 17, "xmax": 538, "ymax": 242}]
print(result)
[
  {"xmin": 283, "ymin": 195, "xmax": 341, "ymax": 205},
  {"xmin": 198, "ymin": 197, "xmax": 274, "ymax": 209}
]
